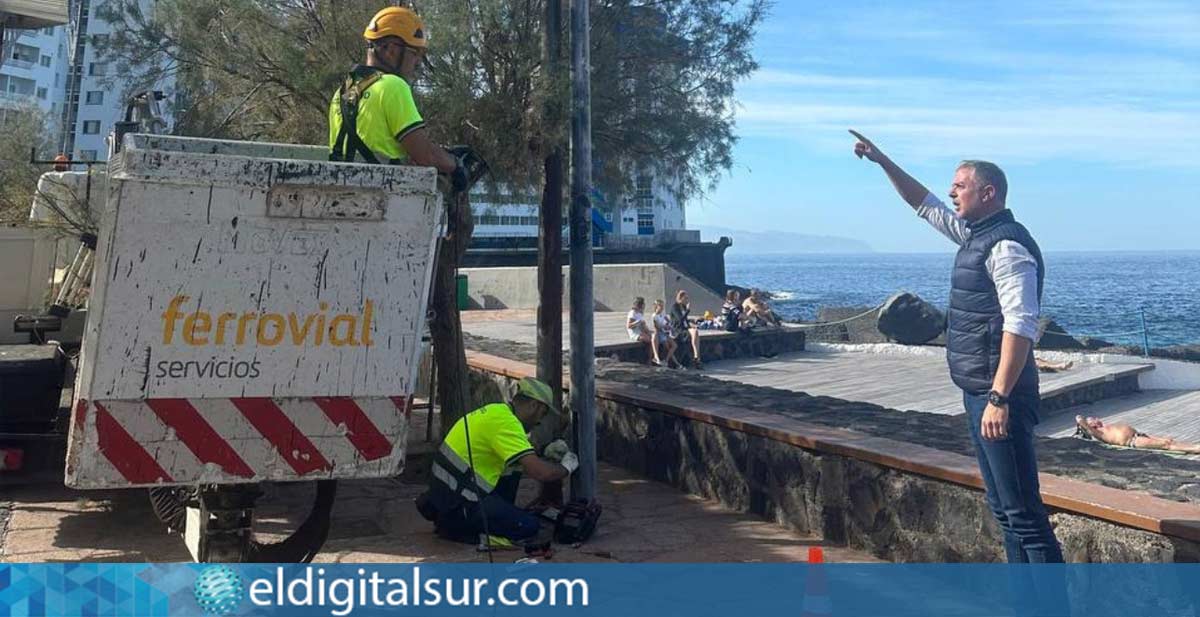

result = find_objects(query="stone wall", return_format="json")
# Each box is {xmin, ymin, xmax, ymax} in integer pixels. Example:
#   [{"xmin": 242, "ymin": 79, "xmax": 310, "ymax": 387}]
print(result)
[
  {"xmin": 594, "ymin": 398, "xmax": 1200, "ymax": 563},
  {"xmin": 466, "ymin": 360, "xmax": 1200, "ymax": 563},
  {"xmin": 459, "ymin": 263, "xmax": 725, "ymax": 315}
]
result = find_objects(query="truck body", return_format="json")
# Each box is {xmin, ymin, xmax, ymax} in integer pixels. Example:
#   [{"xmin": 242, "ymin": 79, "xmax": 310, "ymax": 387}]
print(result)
[{"xmin": 63, "ymin": 134, "xmax": 442, "ymax": 488}]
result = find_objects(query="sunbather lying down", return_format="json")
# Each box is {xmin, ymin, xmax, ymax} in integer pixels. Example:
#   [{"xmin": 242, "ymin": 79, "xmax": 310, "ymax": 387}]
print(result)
[
  {"xmin": 1036, "ymin": 359, "xmax": 1073, "ymax": 373},
  {"xmin": 1075, "ymin": 415, "xmax": 1200, "ymax": 454}
]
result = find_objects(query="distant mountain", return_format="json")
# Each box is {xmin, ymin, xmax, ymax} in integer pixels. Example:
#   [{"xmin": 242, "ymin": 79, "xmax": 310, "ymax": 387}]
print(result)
[{"xmin": 693, "ymin": 225, "xmax": 874, "ymax": 254}]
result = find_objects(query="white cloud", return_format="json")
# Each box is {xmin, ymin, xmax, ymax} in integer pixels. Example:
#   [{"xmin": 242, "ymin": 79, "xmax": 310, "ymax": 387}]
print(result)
[{"xmin": 735, "ymin": 99, "xmax": 1200, "ymax": 168}]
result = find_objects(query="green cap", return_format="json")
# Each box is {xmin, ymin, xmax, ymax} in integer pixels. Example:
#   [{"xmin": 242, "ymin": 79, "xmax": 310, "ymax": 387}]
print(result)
[{"xmin": 515, "ymin": 377, "xmax": 559, "ymax": 414}]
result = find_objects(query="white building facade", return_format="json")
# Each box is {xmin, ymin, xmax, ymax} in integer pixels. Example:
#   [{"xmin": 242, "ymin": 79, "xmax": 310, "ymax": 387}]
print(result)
[
  {"xmin": 470, "ymin": 172, "xmax": 689, "ymax": 247},
  {"xmin": 0, "ymin": 24, "xmax": 67, "ymax": 124},
  {"xmin": 0, "ymin": 0, "xmax": 172, "ymax": 160},
  {"xmin": 59, "ymin": 0, "xmax": 174, "ymax": 160}
]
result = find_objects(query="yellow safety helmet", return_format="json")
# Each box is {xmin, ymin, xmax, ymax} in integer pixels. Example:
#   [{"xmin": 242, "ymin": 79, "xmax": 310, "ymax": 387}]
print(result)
[{"xmin": 363, "ymin": 6, "xmax": 427, "ymax": 49}]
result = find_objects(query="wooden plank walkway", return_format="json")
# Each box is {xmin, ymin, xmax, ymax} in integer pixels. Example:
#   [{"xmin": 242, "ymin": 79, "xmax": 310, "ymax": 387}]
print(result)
[
  {"xmin": 700, "ymin": 350, "xmax": 1152, "ymax": 416},
  {"xmin": 1036, "ymin": 390, "xmax": 1200, "ymax": 443},
  {"xmin": 459, "ymin": 310, "xmax": 1194, "ymax": 432}
]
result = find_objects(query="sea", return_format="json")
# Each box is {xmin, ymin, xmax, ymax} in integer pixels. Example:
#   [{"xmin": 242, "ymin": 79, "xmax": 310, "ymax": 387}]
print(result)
[{"xmin": 725, "ymin": 251, "xmax": 1200, "ymax": 348}]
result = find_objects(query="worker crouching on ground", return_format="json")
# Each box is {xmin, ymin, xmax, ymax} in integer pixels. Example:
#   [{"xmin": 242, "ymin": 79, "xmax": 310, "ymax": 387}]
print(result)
[{"xmin": 416, "ymin": 377, "xmax": 577, "ymax": 546}]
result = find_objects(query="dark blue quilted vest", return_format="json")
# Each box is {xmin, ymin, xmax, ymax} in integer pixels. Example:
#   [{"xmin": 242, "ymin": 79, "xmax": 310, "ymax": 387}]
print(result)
[{"xmin": 946, "ymin": 209, "xmax": 1045, "ymax": 396}]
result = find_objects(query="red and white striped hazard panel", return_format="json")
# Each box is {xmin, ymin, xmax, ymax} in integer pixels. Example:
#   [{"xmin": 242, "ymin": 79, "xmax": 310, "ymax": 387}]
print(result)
[{"xmin": 65, "ymin": 396, "xmax": 412, "ymax": 488}]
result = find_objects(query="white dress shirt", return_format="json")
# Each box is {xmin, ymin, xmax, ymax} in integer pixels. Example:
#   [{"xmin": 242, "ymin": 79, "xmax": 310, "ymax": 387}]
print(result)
[{"xmin": 916, "ymin": 193, "xmax": 1041, "ymax": 342}]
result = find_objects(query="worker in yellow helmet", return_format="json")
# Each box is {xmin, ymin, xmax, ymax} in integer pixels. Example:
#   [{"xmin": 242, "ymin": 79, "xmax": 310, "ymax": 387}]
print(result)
[
  {"xmin": 416, "ymin": 377, "xmax": 577, "ymax": 546},
  {"xmin": 329, "ymin": 6, "xmax": 468, "ymax": 191}
]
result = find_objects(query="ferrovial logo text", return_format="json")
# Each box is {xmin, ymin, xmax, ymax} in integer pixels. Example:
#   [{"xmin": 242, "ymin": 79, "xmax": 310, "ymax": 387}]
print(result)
[
  {"xmin": 160, "ymin": 295, "xmax": 376, "ymax": 348},
  {"xmin": 248, "ymin": 566, "xmax": 589, "ymax": 615}
]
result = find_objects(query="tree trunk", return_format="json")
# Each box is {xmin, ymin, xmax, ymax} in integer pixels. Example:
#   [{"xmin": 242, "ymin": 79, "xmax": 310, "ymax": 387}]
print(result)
[{"xmin": 431, "ymin": 190, "xmax": 474, "ymax": 439}]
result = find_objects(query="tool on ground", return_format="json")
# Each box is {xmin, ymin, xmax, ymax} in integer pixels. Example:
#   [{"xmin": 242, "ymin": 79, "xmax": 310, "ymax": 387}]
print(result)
[{"xmin": 531, "ymin": 499, "xmax": 602, "ymax": 545}]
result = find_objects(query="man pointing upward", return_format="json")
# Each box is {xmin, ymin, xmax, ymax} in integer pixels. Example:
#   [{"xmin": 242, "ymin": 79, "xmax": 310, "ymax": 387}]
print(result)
[{"xmin": 850, "ymin": 130, "xmax": 1063, "ymax": 563}]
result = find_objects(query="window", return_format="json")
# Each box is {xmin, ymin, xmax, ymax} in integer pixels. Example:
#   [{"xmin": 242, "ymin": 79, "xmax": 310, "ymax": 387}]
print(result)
[
  {"xmin": 78, "ymin": 150, "xmax": 98, "ymax": 161},
  {"xmin": 10, "ymin": 44, "xmax": 38, "ymax": 65},
  {"xmin": 36, "ymin": 87, "xmax": 47, "ymax": 99},
  {"xmin": 637, "ymin": 212, "xmax": 655, "ymax": 235},
  {"xmin": 88, "ymin": 62, "xmax": 107, "ymax": 76},
  {"xmin": 85, "ymin": 91, "xmax": 104, "ymax": 105},
  {"xmin": 40, "ymin": 55, "xmax": 52, "ymax": 67},
  {"xmin": 3, "ymin": 75, "xmax": 35, "ymax": 96},
  {"xmin": 82, "ymin": 120, "xmax": 102, "ymax": 134},
  {"xmin": 92, "ymin": 34, "xmax": 110, "ymax": 47}
]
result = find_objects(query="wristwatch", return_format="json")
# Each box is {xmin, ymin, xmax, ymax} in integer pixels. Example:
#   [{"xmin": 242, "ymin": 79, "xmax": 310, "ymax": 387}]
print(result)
[{"xmin": 987, "ymin": 390, "xmax": 1009, "ymax": 407}]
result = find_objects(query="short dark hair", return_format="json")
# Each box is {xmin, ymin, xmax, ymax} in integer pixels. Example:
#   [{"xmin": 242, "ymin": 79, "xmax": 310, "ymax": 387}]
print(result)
[{"xmin": 958, "ymin": 160, "xmax": 1008, "ymax": 203}]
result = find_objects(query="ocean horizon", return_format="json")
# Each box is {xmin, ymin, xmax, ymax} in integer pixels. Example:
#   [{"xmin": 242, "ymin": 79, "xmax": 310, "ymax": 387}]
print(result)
[{"xmin": 725, "ymin": 250, "xmax": 1199, "ymax": 348}]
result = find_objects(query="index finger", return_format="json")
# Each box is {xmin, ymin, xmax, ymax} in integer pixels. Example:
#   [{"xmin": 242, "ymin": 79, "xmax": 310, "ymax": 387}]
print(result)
[{"xmin": 848, "ymin": 129, "xmax": 870, "ymax": 143}]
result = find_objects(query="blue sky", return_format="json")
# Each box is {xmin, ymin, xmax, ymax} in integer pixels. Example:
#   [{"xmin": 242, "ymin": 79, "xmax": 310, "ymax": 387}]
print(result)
[{"xmin": 688, "ymin": 0, "xmax": 1200, "ymax": 252}]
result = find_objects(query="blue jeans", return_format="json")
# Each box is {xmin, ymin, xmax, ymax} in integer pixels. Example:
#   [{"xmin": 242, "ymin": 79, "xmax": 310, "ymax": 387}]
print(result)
[
  {"xmin": 435, "ymin": 473, "xmax": 541, "ymax": 543},
  {"xmin": 963, "ymin": 392, "xmax": 1064, "ymax": 564}
]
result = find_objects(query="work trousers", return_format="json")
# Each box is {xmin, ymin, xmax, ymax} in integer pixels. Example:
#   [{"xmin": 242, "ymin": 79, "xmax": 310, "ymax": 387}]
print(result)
[{"xmin": 435, "ymin": 473, "xmax": 541, "ymax": 543}]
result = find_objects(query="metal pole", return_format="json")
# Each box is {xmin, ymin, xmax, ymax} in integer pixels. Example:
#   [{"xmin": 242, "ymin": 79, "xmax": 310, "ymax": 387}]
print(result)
[
  {"xmin": 1140, "ymin": 308, "xmax": 1151, "ymax": 357},
  {"xmin": 537, "ymin": 0, "xmax": 564, "ymax": 419},
  {"xmin": 568, "ymin": 0, "xmax": 596, "ymax": 502}
]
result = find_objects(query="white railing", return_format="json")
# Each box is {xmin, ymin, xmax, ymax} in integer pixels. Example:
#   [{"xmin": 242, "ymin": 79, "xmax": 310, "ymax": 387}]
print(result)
[
  {"xmin": 5, "ymin": 57, "xmax": 36, "ymax": 70},
  {"xmin": 0, "ymin": 91, "xmax": 37, "ymax": 104}
]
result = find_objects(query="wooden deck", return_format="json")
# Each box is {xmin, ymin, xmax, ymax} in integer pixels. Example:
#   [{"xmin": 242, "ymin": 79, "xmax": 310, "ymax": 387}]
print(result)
[
  {"xmin": 460, "ymin": 309, "xmax": 1200, "ymax": 440},
  {"xmin": 1036, "ymin": 390, "xmax": 1200, "ymax": 442},
  {"xmin": 700, "ymin": 349, "xmax": 1152, "ymax": 416}
]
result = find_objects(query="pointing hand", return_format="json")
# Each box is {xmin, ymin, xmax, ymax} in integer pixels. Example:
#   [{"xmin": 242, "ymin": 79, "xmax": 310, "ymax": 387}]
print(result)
[{"xmin": 849, "ymin": 129, "xmax": 885, "ymax": 164}]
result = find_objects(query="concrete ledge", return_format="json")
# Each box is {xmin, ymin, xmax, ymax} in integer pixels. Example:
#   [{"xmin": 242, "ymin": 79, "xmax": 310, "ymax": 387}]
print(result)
[
  {"xmin": 597, "ymin": 327, "xmax": 806, "ymax": 364},
  {"xmin": 1040, "ymin": 372, "xmax": 1144, "ymax": 416},
  {"xmin": 465, "ymin": 350, "xmax": 1200, "ymax": 561}
]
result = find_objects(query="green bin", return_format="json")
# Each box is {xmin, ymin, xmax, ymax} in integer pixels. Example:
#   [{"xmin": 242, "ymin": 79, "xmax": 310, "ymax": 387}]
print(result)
[{"xmin": 455, "ymin": 274, "xmax": 469, "ymax": 310}]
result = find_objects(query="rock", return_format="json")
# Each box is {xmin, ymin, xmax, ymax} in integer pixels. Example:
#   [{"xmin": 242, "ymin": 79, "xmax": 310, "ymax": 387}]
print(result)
[
  {"xmin": 813, "ymin": 306, "xmax": 888, "ymax": 343},
  {"xmin": 876, "ymin": 292, "xmax": 945, "ymax": 345},
  {"xmin": 1078, "ymin": 336, "xmax": 1116, "ymax": 351},
  {"xmin": 1153, "ymin": 344, "xmax": 1200, "ymax": 363},
  {"xmin": 1036, "ymin": 318, "xmax": 1085, "ymax": 350},
  {"xmin": 1039, "ymin": 318, "xmax": 1117, "ymax": 351}
]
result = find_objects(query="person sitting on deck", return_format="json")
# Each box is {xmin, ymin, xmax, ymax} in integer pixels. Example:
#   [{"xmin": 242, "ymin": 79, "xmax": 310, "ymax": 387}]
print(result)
[
  {"xmin": 669, "ymin": 290, "xmax": 704, "ymax": 369},
  {"xmin": 652, "ymin": 299, "xmax": 680, "ymax": 368},
  {"xmin": 627, "ymin": 296, "xmax": 663, "ymax": 365},
  {"xmin": 1074, "ymin": 415, "xmax": 1200, "ymax": 454},
  {"xmin": 415, "ymin": 377, "xmax": 577, "ymax": 547},
  {"xmin": 721, "ymin": 289, "xmax": 749, "ymax": 333},
  {"xmin": 742, "ymin": 288, "xmax": 783, "ymax": 328},
  {"xmin": 697, "ymin": 310, "xmax": 721, "ymax": 330}
]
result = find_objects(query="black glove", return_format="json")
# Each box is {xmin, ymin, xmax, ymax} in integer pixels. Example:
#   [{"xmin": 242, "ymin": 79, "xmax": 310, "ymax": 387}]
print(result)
[{"xmin": 450, "ymin": 160, "xmax": 469, "ymax": 193}]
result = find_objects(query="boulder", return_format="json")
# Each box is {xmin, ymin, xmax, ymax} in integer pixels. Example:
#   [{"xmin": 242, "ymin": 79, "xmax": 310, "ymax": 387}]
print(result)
[
  {"xmin": 876, "ymin": 292, "xmax": 945, "ymax": 345},
  {"xmin": 1036, "ymin": 318, "xmax": 1085, "ymax": 350},
  {"xmin": 1152, "ymin": 344, "xmax": 1200, "ymax": 363},
  {"xmin": 814, "ymin": 306, "xmax": 888, "ymax": 343}
]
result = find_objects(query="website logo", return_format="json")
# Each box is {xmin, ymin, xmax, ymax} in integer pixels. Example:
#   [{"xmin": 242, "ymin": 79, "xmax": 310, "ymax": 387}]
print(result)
[{"xmin": 194, "ymin": 565, "xmax": 245, "ymax": 616}]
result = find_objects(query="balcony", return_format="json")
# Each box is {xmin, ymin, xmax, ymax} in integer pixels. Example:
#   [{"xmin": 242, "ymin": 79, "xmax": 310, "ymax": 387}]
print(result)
[
  {"xmin": 5, "ymin": 58, "xmax": 36, "ymax": 71},
  {"xmin": 0, "ymin": 91, "xmax": 38, "ymax": 107},
  {"xmin": 0, "ymin": 1, "xmax": 69, "ymax": 29}
]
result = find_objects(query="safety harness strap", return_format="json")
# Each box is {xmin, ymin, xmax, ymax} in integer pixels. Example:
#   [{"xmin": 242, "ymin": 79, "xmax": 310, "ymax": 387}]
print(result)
[{"xmin": 330, "ymin": 67, "xmax": 385, "ymax": 163}]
